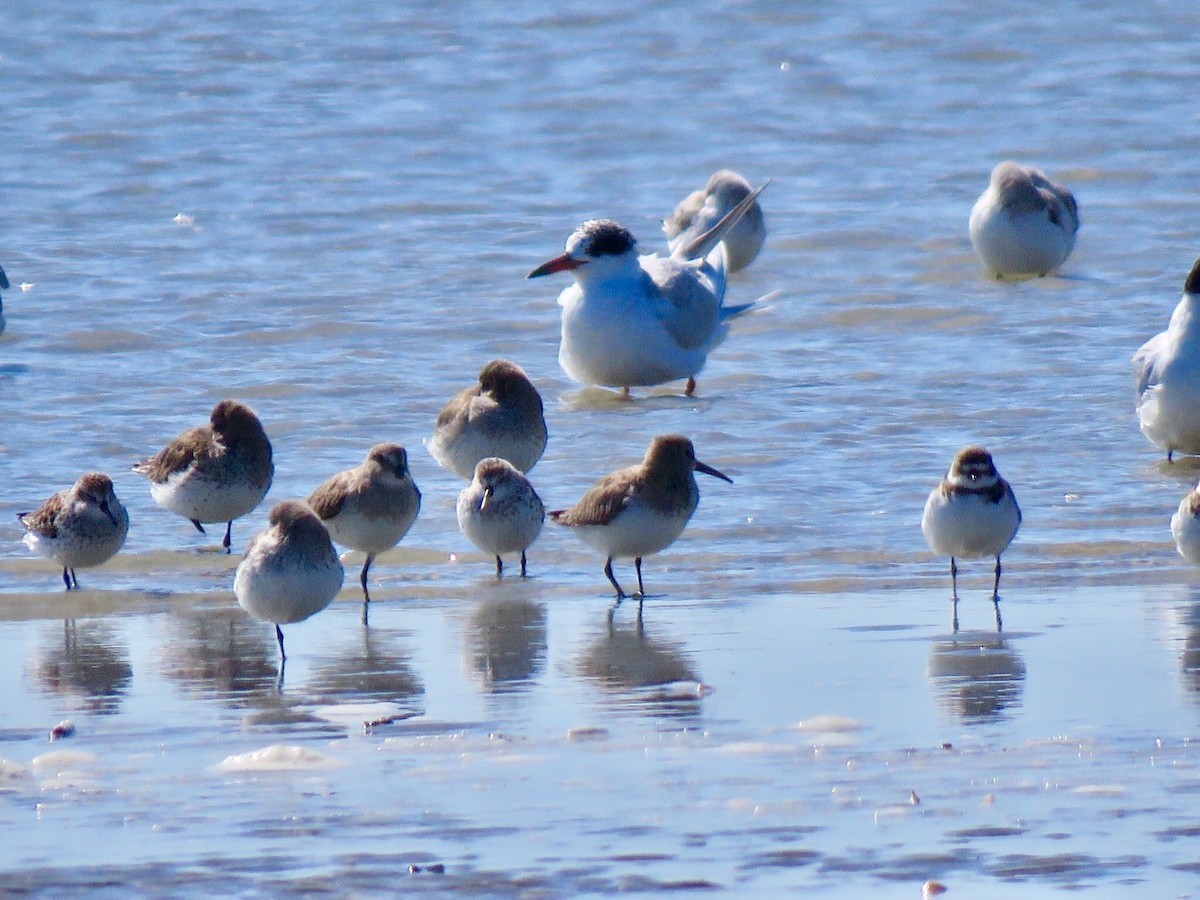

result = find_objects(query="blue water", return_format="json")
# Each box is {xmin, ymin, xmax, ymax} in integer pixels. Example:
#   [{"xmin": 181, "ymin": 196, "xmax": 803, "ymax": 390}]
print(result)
[{"xmin": 3, "ymin": 0, "xmax": 1200, "ymax": 894}]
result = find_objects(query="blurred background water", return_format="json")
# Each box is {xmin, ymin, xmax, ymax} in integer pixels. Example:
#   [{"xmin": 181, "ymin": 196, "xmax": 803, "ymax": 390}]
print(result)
[{"xmin": 3, "ymin": 0, "xmax": 1200, "ymax": 895}]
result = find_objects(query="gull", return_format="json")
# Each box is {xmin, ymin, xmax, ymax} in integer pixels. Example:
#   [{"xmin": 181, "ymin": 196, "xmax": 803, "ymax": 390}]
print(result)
[
  {"xmin": 663, "ymin": 169, "xmax": 766, "ymax": 273},
  {"xmin": 969, "ymin": 161, "xmax": 1079, "ymax": 277}
]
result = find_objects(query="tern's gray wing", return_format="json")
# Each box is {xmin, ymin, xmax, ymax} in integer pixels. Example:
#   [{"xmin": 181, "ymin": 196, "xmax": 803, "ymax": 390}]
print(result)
[
  {"xmin": 640, "ymin": 257, "xmax": 722, "ymax": 351},
  {"xmin": 1133, "ymin": 331, "xmax": 1168, "ymax": 398}
]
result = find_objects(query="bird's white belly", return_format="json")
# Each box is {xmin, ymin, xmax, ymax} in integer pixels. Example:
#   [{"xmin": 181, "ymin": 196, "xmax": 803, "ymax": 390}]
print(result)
[
  {"xmin": 234, "ymin": 553, "xmax": 343, "ymax": 625},
  {"xmin": 559, "ymin": 295, "xmax": 707, "ymax": 388},
  {"xmin": 152, "ymin": 470, "xmax": 267, "ymax": 523},
  {"xmin": 921, "ymin": 492, "xmax": 1020, "ymax": 559},
  {"xmin": 1172, "ymin": 503, "xmax": 1200, "ymax": 565},
  {"xmin": 324, "ymin": 505, "xmax": 417, "ymax": 556},
  {"xmin": 572, "ymin": 503, "xmax": 693, "ymax": 559},
  {"xmin": 1139, "ymin": 359, "xmax": 1200, "ymax": 455},
  {"xmin": 969, "ymin": 202, "xmax": 1073, "ymax": 275}
]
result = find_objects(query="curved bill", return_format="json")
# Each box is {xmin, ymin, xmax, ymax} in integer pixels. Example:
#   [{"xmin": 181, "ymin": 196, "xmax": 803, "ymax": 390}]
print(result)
[
  {"xmin": 695, "ymin": 459, "xmax": 733, "ymax": 483},
  {"xmin": 527, "ymin": 254, "xmax": 586, "ymax": 279}
]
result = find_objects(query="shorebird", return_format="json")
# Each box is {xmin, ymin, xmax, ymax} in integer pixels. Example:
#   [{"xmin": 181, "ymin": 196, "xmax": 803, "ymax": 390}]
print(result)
[
  {"xmin": 968, "ymin": 161, "xmax": 1079, "ymax": 277},
  {"xmin": 133, "ymin": 399, "xmax": 274, "ymax": 552},
  {"xmin": 528, "ymin": 183, "xmax": 767, "ymax": 398},
  {"xmin": 428, "ymin": 359, "xmax": 547, "ymax": 479},
  {"xmin": 18, "ymin": 472, "xmax": 129, "ymax": 590},
  {"xmin": 1133, "ymin": 257, "xmax": 1200, "ymax": 460},
  {"xmin": 457, "ymin": 457, "xmax": 544, "ymax": 577},
  {"xmin": 550, "ymin": 434, "xmax": 731, "ymax": 599},
  {"xmin": 1172, "ymin": 481, "xmax": 1200, "ymax": 565},
  {"xmin": 308, "ymin": 443, "xmax": 421, "ymax": 607},
  {"xmin": 921, "ymin": 447, "xmax": 1021, "ymax": 631},
  {"xmin": 234, "ymin": 500, "xmax": 344, "ymax": 663},
  {"xmin": 663, "ymin": 169, "xmax": 766, "ymax": 273}
]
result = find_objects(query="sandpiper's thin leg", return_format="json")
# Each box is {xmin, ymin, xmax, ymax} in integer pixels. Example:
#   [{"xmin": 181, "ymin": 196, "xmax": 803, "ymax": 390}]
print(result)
[
  {"xmin": 520, "ymin": 551, "xmax": 528, "ymax": 577},
  {"xmin": 992, "ymin": 556, "xmax": 1002, "ymax": 599},
  {"xmin": 993, "ymin": 596, "xmax": 1003, "ymax": 633},
  {"xmin": 950, "ymin": 557, "xmax": 959, "ymax": 599},
  {"xmin": 222, "ymin": 521, "xmax": 233, "ymax": 553},
  {"xmin": 191, "ymin": 519, "xmax": 206, "ymax": 535},
  {"xmin": 635, "ymin": 557, "xmax": 645, "ymax": 597},
  {"xmin": 70, "ymin": 569, "xmax": 78, "ymax": 590},
  {"xmin": 495, "ymin": 555, "xmax": 503, "ymax": 577},
  {"xmin": 604, "ymin": 557, "xmax": 626, "ymax": 598},
  {"xmin": 275, "ymin": 625, "xmax": 287, "ymax": 662},
  {"xmin": 1169, "ymin": 450, "xmax": 1175, "ymax": 462},
  {"xmin": 61, "ymin": 567, "xmax": 72, "ymax": 590},
  {"xmin": 685, "ymin": 376, "xmax": 696, "ymax": 397},
  {"xmin": 360, "ymin": 555, "xmax": 373, "ymax": 602},
  {"xmin": 952, "ymin": 595, "xmax": 959, "ymax": 634}
]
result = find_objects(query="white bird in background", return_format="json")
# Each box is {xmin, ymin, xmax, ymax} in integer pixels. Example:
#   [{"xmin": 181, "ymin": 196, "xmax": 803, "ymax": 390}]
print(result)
[
  {"xmin": 1171, "ymin": 481, "xmax": 1200, "ymax": 565},
  {"xmin": 663, "ymin": 169, "xmax": 766, "ymax": 273},
  {"xmin": 921, "ymin": 446, "xmax": 1021, "ymax": 632},
  {"xmin": 1133, "ymin": 257, "xmax": 1200, "ymax": 461},
  {"xmin": 969, "ymin": 161, "xmax": 1079, "ymax": 277},
  {"xmin": 528, "ymin": 183, "xmax": 768, "ymax": 398}
]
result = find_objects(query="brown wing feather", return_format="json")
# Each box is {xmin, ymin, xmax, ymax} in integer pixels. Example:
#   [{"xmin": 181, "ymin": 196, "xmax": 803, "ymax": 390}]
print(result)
[
  {"xmin": 307, "ymin": 470, "xmax": 354, "ymax": 520},
  {"xmin": 435, "ymin": 384, "xmax": 479, "ymax": 432},
  {"xmin": 551, "ymin": 467, "xmax": 640, "ymax": 528},
  {"xmin": 134, "ymin": 425, "xmax": 212, "ymax": 482},
  {"xmin": 19, "ymin": 491, "xmax": 67, "ymax": 539}
]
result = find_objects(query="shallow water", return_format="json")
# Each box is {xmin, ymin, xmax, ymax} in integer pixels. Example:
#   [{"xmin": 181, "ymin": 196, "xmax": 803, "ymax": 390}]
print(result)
[{"xmin": 4, "ymin": 0, "xmax": 1200, "ymax": 895}]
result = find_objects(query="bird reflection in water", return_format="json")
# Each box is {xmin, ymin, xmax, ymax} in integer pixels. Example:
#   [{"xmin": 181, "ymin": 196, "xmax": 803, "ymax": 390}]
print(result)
[
  {"xmin": 577, "ymin": 605, "xmax": 705, "ymax": 722},
  {"xmin": 305, "ymin": 627, "xmax": 424, "ymax": 707},
  {"xmin": 35, "ymin": 620, "xmax": 132, "ymax": 714},
  {"xmin": 1174, "ymin": 598, "xmax": 1200, "ymax": 701},
  {"xmin": 927, "ymin": 632, "xmax": 1026, "ymax": 723},
  {"xmin": 465, "ymin": 596, "xmax": 547, "ymax": 692},
  {"xmin": 159, "ymin": 603, "xmax": 281, "ymax": 703}
]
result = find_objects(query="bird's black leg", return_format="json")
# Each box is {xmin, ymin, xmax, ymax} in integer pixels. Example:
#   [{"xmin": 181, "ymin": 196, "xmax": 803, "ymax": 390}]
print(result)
[
  {"xmin": 222, "ymin": 521, "xmax": 233, "ymax": 553},
  {"xmin": 275, "ymin": 624, "xmax": 287, "ymax": 662},
  {"xmin": 635, "ymin": 557, "xmax": 645, "ymax": 597},
  {"xmin": 191, "ymin": 519, "xmax": 206, "ymax": 535},
  {"xmin": 992, "ymin": 556, "xmax": 1004, "ymax": 632},
  {"xmin": 950, "ymin": 557, "xmax": 959, "ymax": 600},
  {"xmin": 520, "ymin": 551, "xmax": 528, "ymax": 577},
  {"xmin": 360, "ymin": 555, "xmax": 373, "ymax": 602},
  {"xmin": 495, "ymin": 555, "xmax": 503, "ymax": 577},
  {"xmin": 604, "ymin": 557, "xmax": 626, "ymax": 599},
  {"xmin": 62, "ymin": 567, "xmax": 72, "ymax": 590}
]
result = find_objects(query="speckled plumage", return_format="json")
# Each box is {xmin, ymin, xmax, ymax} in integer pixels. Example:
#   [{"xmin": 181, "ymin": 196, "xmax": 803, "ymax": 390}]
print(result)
[
  {"xmin": 18, "ymin": 472, "xmax": 129, "ymax": 589},
  {"xmin": 457, "ymin": 457, "xmax": 544, "ymax": 577}
]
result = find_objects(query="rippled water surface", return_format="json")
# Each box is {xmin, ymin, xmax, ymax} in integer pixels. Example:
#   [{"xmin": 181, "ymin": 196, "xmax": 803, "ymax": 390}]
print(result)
[{"xmin": 4, "ymin": 0, "xmax": 1200, "ymax": 895}]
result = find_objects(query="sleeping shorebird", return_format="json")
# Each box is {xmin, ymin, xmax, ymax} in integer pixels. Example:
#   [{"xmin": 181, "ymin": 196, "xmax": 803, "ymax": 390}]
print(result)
[
  {"xmin": 234, "ymin": 500, "xmax": 344, "ymax": 663},
  {"xmin": 528, "ymin": 183, "xmax": 767, "ymax": 398},
  {"xmin": 1133, "ymin": 257, "xmax": 1200, "ymax": 460},
  {"xmin": 18, "ymin": 472, "xmax": 129, "ymax": 590},
  {"xmin": 663, "ymin": 169, "xmax": 766, "ymax": 273},
  {"xmin": 921, "ymin": 447, "xmax": 1021, "ymax": 632},
  {"xmin": 968, "ymin": 161, "xmax": 1078, "ymax": 277},
  {"xmin": 308, "ymin": 443, "xmax": 421, "ymax": 607},
  {"xmin": 133, "ymin": 399, "xmax": 274, "ymax": 552},
  {"xmin": 428, "ymin": 359, "xmax": 547, "ymax": 479},
  {"xmin": 456, "ymin": 457, "xmax": 544, "ymax": 577},
  {"xmin": 550, "ymin": 434, "xmax": 731, "ymax": 600}
]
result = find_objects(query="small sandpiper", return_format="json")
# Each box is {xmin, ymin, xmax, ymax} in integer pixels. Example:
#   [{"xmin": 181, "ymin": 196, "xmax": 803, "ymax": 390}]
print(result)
[
  {"xmin": 234, "ymin": 500, "xmax": 344, "ymax": 663},
  {"xmin": 133, "ymin": 399, "xmax": 274, "ymax": 552},
  {"xmin": 18, "ymin": 472, "xmax": 129, "ymax": 590},
  {"xmin": 921, "ymin": 447, "xmax": 1021, "ymax": 631},
  {"xmin": 457, "ymin": 457, "xmax": 544, "ymax": 577},
  {"xmin": 1133, "ymin": 257, "xmax": 1200, "ymax": 460},
  {"xmin": 969, "ymin": 161, "xmax": 1079, "ymax": 277},
  {"xmin": 1172, "ymin": 482, "xmax": 1200, "ymax": 565},
  {"xmin": 550, "ymin": 434, "xmax": 732, "ymax": 600},
  {"xmin": 428, "ymin": 359, "xmax": 548, "ymax": 479},
  {"xmin": 308, "ymin": 443, "xmax": 421, "ymax": 605},
  {"xmin": 663, "ymin": 169, "xmax": 767, "ymax": 273}
]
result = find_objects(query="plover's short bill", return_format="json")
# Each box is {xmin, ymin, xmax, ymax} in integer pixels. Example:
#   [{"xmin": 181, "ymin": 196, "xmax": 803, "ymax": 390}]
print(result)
[
  {"xmin": 133, "ymin": 399, "xmax": 274, "ymax": 552},
  {"xmin": 921, "ymin": 446, "xmax": 1021, "ymax": 631},
  {"xmin": 528, "ymin": 183, "xmax": 767, "ymax": 398},
  {"xmin": 550, "ymin": 434, "xmax": 731, "ymax": 600},
  {"xmin": 308, "ymin": 443, "xmax": 420, "ymax": 605},
  {"xmin": 663, "ymin": 169, "xmax": 767, "ymax": 273},
  {"xmin": 18, "ymin": 472, "xmax": 129, "ymax": 590},
  {"xmin": 969, "ymin": 161, "xmax": 1079, "ymax": 277},
  {"xmin": 234, "ymin": 500, "xmax": 344, "ymax": 662},
  {"xmin": 428, "ymin": 359, "xmax": 548, "ymax": 479},
  {"xmin": 457, "ymin": 457, "xmax": 544, "ymax": 577},
  {"xmin": 1172, "ymin": 482, "xmax": 1200, "ymax": 565},
  {"xmin": 1133, "ymin": 257, "xmax": 1200, "ymax": 460}
]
